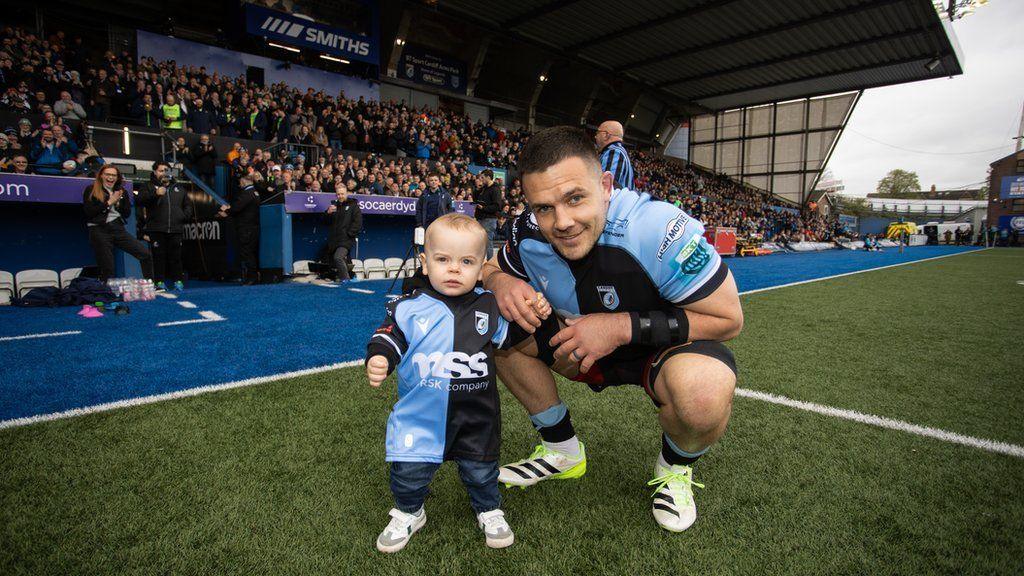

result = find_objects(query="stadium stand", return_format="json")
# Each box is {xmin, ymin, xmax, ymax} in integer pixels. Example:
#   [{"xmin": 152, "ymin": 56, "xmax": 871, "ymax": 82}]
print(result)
[{"xmin": 0, "ymin": 22, "xmax": 842, "ymax": 250}]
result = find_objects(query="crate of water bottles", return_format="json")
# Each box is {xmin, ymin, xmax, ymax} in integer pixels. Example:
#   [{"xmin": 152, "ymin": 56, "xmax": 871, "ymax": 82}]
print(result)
[{"xmin": 106, "ymin": 278, "xmax": 157, "ymax": 302}]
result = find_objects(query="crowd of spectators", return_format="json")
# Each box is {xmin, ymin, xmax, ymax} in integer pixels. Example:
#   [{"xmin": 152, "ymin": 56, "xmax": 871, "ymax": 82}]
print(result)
[{"xmin": 0, "ymin": 23, "xmax": 841, "ymax": 243}]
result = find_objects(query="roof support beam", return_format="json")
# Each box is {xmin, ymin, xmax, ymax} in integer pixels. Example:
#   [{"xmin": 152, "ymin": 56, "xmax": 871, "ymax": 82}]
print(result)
[
  {"xmin": 565, "ymin": 0, "xmax": 743, "ymax": 53},
  {"xmin": 657, "ymin": 26, "xmax": 937, "ymax": 89},
  {"xmin": 466, "ymin": 36, "xmax": 491, "ymax": 97},
  {"xmin": 690, "ymin": 53, "xmax": 943, "ymax": 102},
  {"xmin": 579, "ymin": 81, "xmax": 604, "ymax": 126},
  {"xmin": 385, "ymin": 10, "xmax": 412, "ymax": 79},
  {"xmin": 501, "ymin": 0, "xmax": 586, "ymax": 30},
  {"xmin": 528, "ymin": 62, "xmax": 552, "ymax": 130},
  {"xmin": 615, "ymin": 0, "xmax": 911, "ymax": 72}
]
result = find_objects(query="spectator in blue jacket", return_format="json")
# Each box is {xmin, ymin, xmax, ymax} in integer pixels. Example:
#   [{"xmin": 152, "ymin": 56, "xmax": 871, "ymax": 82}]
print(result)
[
  {"xmin": 29, "ymin": 128, "xmax": 71, "ymax": 175},
  {"xmin": 187, "ymin": 97, "xmax": 215, "ymax": 135},
  {"xmin": 414, "ymin": 133, "xmax": 431, "ymax": 159},
  {"xmin": 415, "ymin": 172, "xmax": 452, "ymax": 230}
]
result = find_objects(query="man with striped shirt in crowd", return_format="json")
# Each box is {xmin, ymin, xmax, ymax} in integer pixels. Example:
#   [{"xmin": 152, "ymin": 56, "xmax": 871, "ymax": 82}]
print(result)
[{"xmin": 595, "ymin": 120, "xmax": 634, "ymax": 190}]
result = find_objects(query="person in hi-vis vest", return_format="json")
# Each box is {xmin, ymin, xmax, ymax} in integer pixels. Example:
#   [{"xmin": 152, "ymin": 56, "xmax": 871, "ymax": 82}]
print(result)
[{"xmin": 161, "ymin": 93, "xmax": 184, "ymax": 130}]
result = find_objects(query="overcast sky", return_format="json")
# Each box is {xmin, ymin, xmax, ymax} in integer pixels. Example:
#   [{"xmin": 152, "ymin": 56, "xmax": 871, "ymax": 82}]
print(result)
[{"xmin": 825, "ymin": 0, "xmax": 1023, "ymax": 196}]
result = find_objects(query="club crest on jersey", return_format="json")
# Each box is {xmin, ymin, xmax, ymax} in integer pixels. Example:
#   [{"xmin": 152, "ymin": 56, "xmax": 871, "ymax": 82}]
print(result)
[
  {"xmin": 657, "ymin": 215, "xmax": 689, "ymax": 260},
  {"xmin": 597, "ymin": 285, "xmax": 619, "ymax": 310},
  {"xmin": 475, "ymin": 311, "xmax": 489, "ymax": 335}
]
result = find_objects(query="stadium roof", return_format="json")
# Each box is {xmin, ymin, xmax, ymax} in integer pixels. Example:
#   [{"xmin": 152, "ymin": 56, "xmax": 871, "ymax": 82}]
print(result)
[{"xmin": 435, "ymin": 0, "xmax": 963, "ymax": 112}]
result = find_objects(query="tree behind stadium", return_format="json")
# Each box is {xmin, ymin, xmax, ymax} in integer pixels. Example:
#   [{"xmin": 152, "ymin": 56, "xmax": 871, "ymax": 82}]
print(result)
[{"xmin": 875, "ymin": 169, "xmax": 922, "ymax": 198}]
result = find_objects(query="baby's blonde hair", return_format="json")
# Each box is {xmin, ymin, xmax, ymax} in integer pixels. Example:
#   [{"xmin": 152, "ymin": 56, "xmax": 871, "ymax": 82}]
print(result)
[{"xmin": 425, "ymin": 213, "xmax": 489, "ymax": 256}]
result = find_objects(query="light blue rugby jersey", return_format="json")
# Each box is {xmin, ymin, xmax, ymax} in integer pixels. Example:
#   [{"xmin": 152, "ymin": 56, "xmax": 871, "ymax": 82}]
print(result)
[{"xmin": 497, "ymin": 187, "xmax": 727, "ymax": 321}]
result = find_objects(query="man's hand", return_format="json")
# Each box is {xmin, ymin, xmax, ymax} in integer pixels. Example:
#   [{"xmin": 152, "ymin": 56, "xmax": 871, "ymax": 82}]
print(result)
[
  {"xmin": 489, "ymin": 272, "xmax": 543, "ymax": 333},
  {"xmin": 156, "ymin": 186, "xmax": 166, "ymax": 196},
  {"xmin": 549, "ymin": 313, "xmax": 631, "ymax": 374},
  {"xmin": 366, "ymin": 355, "xmax": 389, "ymax": 387},
  {"xmin": 326, "ymin": 204, "xmax": 337, "ymax": 214}
]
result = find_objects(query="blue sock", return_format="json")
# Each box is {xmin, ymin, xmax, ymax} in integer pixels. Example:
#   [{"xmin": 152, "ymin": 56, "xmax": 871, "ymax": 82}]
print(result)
[{"xmin": 529, "ymin": 402, "xmax": 579, "ymax": 456}]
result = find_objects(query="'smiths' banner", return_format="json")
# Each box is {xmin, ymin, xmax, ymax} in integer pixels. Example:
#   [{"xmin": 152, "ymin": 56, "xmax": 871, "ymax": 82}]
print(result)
[{"xmin": 244, "ymin": 4, "xmax": 378, "ymax": 65}]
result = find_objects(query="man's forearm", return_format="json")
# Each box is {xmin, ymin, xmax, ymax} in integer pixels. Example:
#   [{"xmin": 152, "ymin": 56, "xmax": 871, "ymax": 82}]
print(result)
[
  {"xmin": 481, "ymin": 260, "xmax": 509, "ymax": 291},
  {"xmin": 682, "ymin": 309, "xmax": 742, "ymax": 342}
]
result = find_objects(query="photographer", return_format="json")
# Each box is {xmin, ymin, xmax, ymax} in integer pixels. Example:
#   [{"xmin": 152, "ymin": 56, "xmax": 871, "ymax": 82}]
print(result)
[
  {"xmin": 136, "ymin": 161, "xmax": 193, "ymax": 290},
  {"xmin": 83, "ymin": 165, "xmax": 153, "ymax": 281},
  {"xmin": 325, "ymin": 182, "xmax": 362, "ymax": 282}
]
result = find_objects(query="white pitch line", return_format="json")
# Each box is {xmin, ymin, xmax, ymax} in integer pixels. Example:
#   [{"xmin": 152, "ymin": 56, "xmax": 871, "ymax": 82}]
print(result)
[
  {"xmin": 177, "ymin": 301, "xmax": 197, "ymax": 309},
  {"xmin": 735, "ymin": 388, "xmax": 1024, "ymax": 459},
  {"xmin": 738, "ymin": 248, "xmax": 989, "ymax": 296},
  {"xmin": 348, "ymin": 288, "xmax": 374, "ymax": 294},
  {"xmin": 4, "ymin": 352, "xmax": 1022, "ymax": 459},
  {"xmin": 0, "ymin": 360, "xmax": 365, "ymax": 430},
  {"xmin": 0, "ymin": 330, "xmax": 82, "ymax": 343},
  {"xmin": 156, "ymin": 311, "xmax": 225, "ymax": 327},
  {"xmin": 156, "ymin": 292, "xmax": 177, "ymax": 299}
]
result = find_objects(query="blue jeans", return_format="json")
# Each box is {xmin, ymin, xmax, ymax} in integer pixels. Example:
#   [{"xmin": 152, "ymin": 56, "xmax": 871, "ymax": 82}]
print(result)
[
  {"xmin": 479, "ymin": 218, "xmax": 497, "ymax": 259},
  {"xmin": 390, "ymin": 460, "xmax": 500, "ymax": 514}
]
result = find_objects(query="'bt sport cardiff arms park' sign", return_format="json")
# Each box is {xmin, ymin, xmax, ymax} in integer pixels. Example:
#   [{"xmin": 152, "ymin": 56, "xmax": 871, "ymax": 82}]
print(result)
[{"xmin": 244, "ymin": 4, "xmax": 378, "ymax": 65}]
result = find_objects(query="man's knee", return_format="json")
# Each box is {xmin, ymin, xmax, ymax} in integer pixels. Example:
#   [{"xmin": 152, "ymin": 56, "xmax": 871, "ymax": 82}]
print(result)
[{"xmin": 655, "ymin": 350, "xmax": 736, "ymax": 429}]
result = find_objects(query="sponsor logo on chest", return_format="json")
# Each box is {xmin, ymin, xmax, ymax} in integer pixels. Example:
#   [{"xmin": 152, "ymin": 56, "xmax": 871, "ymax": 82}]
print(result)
[{"xmin": 411, "ymin": 351, "xmax": 489, "ymax": 379}]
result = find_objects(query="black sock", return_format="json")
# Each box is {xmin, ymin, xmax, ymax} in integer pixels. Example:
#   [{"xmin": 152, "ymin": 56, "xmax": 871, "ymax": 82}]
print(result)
[{"xmin": 661, "ymin": 434, "xmax": 704, "ymax": 466}]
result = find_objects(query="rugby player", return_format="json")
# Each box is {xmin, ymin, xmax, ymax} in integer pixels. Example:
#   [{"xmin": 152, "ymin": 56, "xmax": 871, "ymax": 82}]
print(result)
[{"xmin": 482, "ymin": 126, "xmax": 743, "ymax": 531}]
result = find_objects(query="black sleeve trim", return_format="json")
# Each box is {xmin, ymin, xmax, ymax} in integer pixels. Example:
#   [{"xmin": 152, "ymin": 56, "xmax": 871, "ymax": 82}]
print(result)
[
  {"xmin": 680, "ymin": 260, "xmax": 729, "ymax": 305},
  {"xmin": 366, "ymin": 341, "xmax": 400, "ymax": 375}
]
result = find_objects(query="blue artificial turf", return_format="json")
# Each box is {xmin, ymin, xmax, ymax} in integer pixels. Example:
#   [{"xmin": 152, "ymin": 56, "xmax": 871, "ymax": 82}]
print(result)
[{"xmin": 0, "ymin": 245, "xmax": 982, "ymax": 422}]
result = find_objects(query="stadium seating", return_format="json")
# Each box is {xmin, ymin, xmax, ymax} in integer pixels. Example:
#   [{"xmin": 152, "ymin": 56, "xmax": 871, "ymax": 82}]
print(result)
[
  {"xmin": 362, "ymin": 258, "xmax": 387, "ymax": 280},
  {"xmin": 0, "ymin": 271, "xmax": 13, "ymax": 305},
  {"xmin": 351, "ymin": 259, "xmax": 365, "ymax": 279},
  {"xmin": 292, "ymin": 260, "xmax": 313, "ymax": 275},
  {"xmin": 402, "ymin": 258, "xmax": 418, "ymax": 278},
  {"xmin": 15, "ymin": 269, "xmax": 60, "ymax": 297},
  {"xmin": 384, "ymin": 258, "xmax": 404, "ymax": 278},
  {"xmin": 59, "ymin": 268, "xmax": 83, "ymax": 288}
]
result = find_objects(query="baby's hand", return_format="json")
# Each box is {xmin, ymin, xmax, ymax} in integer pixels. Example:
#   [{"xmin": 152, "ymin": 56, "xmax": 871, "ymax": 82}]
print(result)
[
  {"xmin": 366, "ymin": 355, "xmax": 389, "ymax": 387},
  {"xmin": 528, "ymin": 292, "xmax": 552, "ymax": 319}
]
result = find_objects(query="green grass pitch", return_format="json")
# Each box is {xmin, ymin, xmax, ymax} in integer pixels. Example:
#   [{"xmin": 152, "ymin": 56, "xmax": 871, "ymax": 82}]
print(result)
[{"xmin": 2, "ymin": 249, "xmax": 1022, "ymax": 575}]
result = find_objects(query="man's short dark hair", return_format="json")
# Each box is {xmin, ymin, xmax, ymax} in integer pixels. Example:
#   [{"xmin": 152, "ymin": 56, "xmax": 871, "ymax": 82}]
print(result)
[
  {"xmin": 428, "ymin": 171, "xmax": 441, "ymax": 180},
  {"xmin": 480, "ymin": 168, "xmax": 494, "ymax": 180},
  {"xmin": 519, "ymin": 126, "xmax": 600, "ymax": 177},
  {"xmin": 152, "ymin": 160, "xmax": 170, "ymax": 171}
]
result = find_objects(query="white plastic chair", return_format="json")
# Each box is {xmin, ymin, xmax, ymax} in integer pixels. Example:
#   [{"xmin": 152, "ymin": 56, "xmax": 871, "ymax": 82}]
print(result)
[
  {"xmin": 401, "ymin": 258, "xmax": 418, "ymax": 278},
  {"xmin": 292, "ymin": 260, "xmax": 313, "ymax": 275},
  {"xmin": 384, "ymin": 257, "xmax": 405, "ymax": 278},
  {"xmin": 0, "ymin": 270, "xmax": 13, "ymax": 305},
  {"xmin": 351, "ymin": 259, "xmax": 365, "ymax": 279},
  {"xmin": 363, "ymin": 258, "xmax": 387, "ymax": 280},
  {"xmin": 60, "ymin": 267, "xmax": 83, "ymax": 288},
  {"xmin": 15, "ymin": 269, "xmax": 59, "ymax": 297}
]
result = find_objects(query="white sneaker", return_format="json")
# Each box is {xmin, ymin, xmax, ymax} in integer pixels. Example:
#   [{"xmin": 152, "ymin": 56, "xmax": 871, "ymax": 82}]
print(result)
[
  {"xmin": 498, "ymin": 443, "xmax": 587, "ymax": 488},
  {"xmin": 375, "ymin": 507, "xmax": 426, "ymax": 553},
  {"xmin": 648, "ymin": 460, "xmax": 704, "ymax": 532},
  {"xmin": 477, "ymin": 509, "xmax": 514, "ymax": 549}
]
